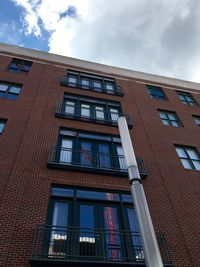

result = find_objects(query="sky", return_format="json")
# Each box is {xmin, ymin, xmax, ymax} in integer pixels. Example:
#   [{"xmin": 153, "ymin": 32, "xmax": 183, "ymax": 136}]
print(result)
[{"xmin": 1, "ymin": 0, "xmax": 200, "ymax": 82}]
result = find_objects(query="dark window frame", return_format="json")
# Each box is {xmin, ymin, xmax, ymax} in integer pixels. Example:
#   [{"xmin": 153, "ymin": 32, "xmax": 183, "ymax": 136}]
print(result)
[
  {"xmin": 55, "ymin": 93, "xmax": 133, "ymax": 127},
  {"xmin": 175, "ymin": 145, "xmax": 200, "ymax": 170},
  {"xmin": 147, "ymin": 85, "xmax": 168, "ymax": 101},
  {"xmin": 158, "ymin": 110, "xmax": 182, "ymax": 127},
  {"xmin": 60, "ymin": 69, "xmax": 124, "ymax": 96},
  {"xmin": 0, "ymin": 81, "xmax": 22, "ymax": 100},
  {"xmin": 177, "ymin": 91, "xmax": 198, "ymax": 106},
  {"xmin": 7, "ymin": 58, "xmax": 32, "ymax": 74}
]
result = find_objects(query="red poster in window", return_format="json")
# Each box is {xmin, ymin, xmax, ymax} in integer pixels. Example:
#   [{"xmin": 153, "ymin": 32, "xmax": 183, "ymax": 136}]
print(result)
[{"xmin": 105, "ymin": 207, "xmax": 118, "ymax": 259}]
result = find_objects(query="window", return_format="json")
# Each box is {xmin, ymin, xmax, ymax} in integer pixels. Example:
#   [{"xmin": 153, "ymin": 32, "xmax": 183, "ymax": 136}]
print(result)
[
  {"xmin": 175, "ymin": 146, "xmax": 200, "ymax": 170},
  {"xmin": 177, "ymin": 91, "xmax": 198, "ymax": 106},
  {"xmin": 159, "ymin": 110, "xmax": 182, "ymax": 127},
  {"xmin": 0, "ymin": 119, "xmax": 6, "ymax": 134},
  {"xmin": 193, "ymin": 115, "xmax": 200, "ymax": 127},
  {"xmin": 147, "ymin": 85, "xmax": 167, "ymax": 101},
  {"xmin": 8, "ymin": 58, "xmax": 32, "ymax": 73},
  {"xmin": 0, "ymin": 82, "xmax": 21, "ymax": 100},
  {"xmin": 61, "ymin": 70, "xmax": 124, "ymax": 96},
  {"xmin": 56, "ymin": 94, "xmax": 131, "ymax": 127},
  {"xmin": 57, "ymin": 129, "xmax": 126, "ymax": 171},
  {"xmin": 46, "ymin": 186, "xmax": 143, "ymax": 262}
]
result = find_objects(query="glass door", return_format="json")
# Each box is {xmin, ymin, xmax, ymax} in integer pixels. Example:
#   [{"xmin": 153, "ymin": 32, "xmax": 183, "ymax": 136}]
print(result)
[{"xmin": 48, "ymin": 201, "xmax": 70, "ymax": 257}]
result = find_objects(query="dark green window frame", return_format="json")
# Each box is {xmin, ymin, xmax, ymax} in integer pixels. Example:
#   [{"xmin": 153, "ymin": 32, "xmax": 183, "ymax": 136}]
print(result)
[
  {"xmin": 177, "ymin": 91, "xmax": 198, "ymax": 106},
  {"xmin": 61, "ymin": 69, "xmax": 124, "ymax": 96},
  {"xmin": 159, "ymin": 110, "xmax": 182, "ymax": 127},
  {"xmin": 147, "ymin": 85, "xmax": 167, "ymax": 101},
  {"xmin": 8, "ymin": 58, "xmax": 32, "ymax": 73}
]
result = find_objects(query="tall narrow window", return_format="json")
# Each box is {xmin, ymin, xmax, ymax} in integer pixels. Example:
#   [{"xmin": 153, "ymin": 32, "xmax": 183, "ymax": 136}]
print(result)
[
  {"xmin": 93, "ymin": 80, "xmax": 102, "ymax": 91},
  {"xmin": 81, "ymin": 78, "xmax": 90, "ymax": 89},
  {"xmin": 175, "ymin": 146, "xmax": 200, "ymax": 170}
]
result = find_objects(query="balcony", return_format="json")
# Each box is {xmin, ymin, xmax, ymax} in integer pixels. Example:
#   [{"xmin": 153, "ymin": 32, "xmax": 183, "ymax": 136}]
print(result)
[
  {"xmin": 55, "ymin": 103, "xmax": 133, "ymax": 128},
  {"xmin": 47, "ymin": 146, "xmax": 147, "ymax": 179},
  {"xmin": 60, "ymin": 77, "xmax": 124, "ymax": 96},
  {"xmin": 30, "ymin": 225, "xmax": 173, "ymax": 267}
]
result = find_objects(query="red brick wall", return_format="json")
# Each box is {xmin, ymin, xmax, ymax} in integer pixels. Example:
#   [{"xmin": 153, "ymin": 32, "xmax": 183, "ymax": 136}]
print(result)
[{"xmin": 0, "ymin": 53, "xmax": 199, "ymax": 267}]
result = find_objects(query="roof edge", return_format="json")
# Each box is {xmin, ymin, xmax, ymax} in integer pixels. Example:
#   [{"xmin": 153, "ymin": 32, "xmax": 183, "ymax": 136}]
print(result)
[{"xmin": 0, "ymin": 42, "xmax": 200, "ymax": 92}]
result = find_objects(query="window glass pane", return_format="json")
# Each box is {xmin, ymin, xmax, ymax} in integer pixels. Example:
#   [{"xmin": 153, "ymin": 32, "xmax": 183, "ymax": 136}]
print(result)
[
  {"xmin": 186, "ymin": 148, "xmax": 199, "ymax": 160},
  {"xmin": 159, "ymin": 113, "xmax": 167, "ymax": 119},
  {"xmin": 79, "ymin": 133, "xmax": 111, "ymax": 141},
  {"xmin": 22, "ymin": 64, "xmax": 31, "ymax": 72},
  {"xmin": 49, "ymin": 202, "xmax": 68, "ymax": 255},
  {"xmin": 122, "ymin": 194, "xmax": 133, "ymax": 203},
  {"xmin": 168, "ymin": 113, "xmax": 176, "ymax": 120},
  {"xmin": 117, "ymin": 145, "xmax": 126, "ymax": 170},
  {"xmin": 68, "ymin": 76, "xmax": 77, "ymax": 85},
  {"xmin": 65, "ymin": 101, "xmax": 75, "ymax": 114},
  {"xmin": 0, "ymin": 92, "xmax": 6, "ymax": 98},
  {"xmin": 105, "ymin": 83, "xmax": 114, "ymax": 91},
  {"xmin": 0, "ymin": 84, "xmax": 8, "ymax": 92},
  {"xmin": 127, "ymin": 208, "xmax": 144, "ymax": 260},
  {"xmin": 185, "ymin": 96, "xmax": 192, "ymax": 102},
  {"xmin": 192, "ymin": 160, "xmax": 200, "ymax": 170},
  {"xmin": 98, "ymin": 143, "xmax": 111, "ymax": 168},
  {"xmin": 0, "ymin": 122, "xmax": 5, "ymax": 133},
  {"xmin": 80, "ymin": 141, "xmax": 92, "ymax": 166},
  {"xmin": 95, "ymin": 106, "xmax": 104, "ymax": 119},
  {"xmin": 176, "ymin": 147, "xmax": 187, "ymax": 158},
  {"xmin": 94, "ymin": 81, "xmax": 101, "ymax": 88},
  {"xmin": 162, "ymin": 119, "xmax": 170, "ymax": 126},
  {"xmin": 180, "ymin": 159, "xmax": 192, "ymax": 169},
  {"xmin": 81, "ymin": 104, "xmax": 90, "ymax": 117},
  {"xmin": 6, "ymin": 93, "xmax": 18, "ymax": 100},
  {"xmin": 80, "ymin": 205, "xmax": 94, "ymax": 229},
  {"xmin": 9, "ymin": 86, "xmax": 21, "ymax": 94},
  {"xmin": 110, "ymin": 108, "xmax": 119, "ymax": 121},
  {"xmin": 60, "ymin": 130, "xmax": 76, "ymax": 136},
  {"xmin": 171, "ymin": 121, "xmax": 179, "ymax": 127},
  {"xmin": 60, "ymin": 139, "xmax": 73, "ymax": 163},
  {"xmin": 103, "ymin": 207, "xmax": 121, "ymax": 260},
  {"xmin": 52, "ymin": 202, "xmax": 68, "ymax": 227},
  {"xmin": 77, "ymin": 190, "xmax": 119, "ymax": 201},
  {"xmin": 81, "ymin": 79, "xmax": 90, "ymax": 89},
  {"xmin": 51, "ymin": 187, "xmax": 74, "ymax": 197}
]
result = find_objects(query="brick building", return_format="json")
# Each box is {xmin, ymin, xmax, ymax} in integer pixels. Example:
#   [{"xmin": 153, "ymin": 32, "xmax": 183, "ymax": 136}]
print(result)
[{"xmin": 0, "ymin": 43, "xmax": 199, "ymax": 267}]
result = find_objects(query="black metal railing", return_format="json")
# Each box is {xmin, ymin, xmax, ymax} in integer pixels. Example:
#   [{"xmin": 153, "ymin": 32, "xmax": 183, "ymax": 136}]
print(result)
[
  {"xmin": 31, "ymin": 225, "xmax": 172, "ymax": 265},
  {"xmin": 47, "ymin": 146, "xmax": 147, "ymax": 178},
  {"xmin": 60, "ymin": 77, "xmax": 124, "ymax": 96},
  {"xmin": 55, "ymin": 102, "xmax": 133, "ymax": 128}
]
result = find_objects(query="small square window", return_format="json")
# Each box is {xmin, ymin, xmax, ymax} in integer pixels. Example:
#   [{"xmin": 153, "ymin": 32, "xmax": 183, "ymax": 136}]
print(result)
[
  {"xmin": 147, "ymin": 85, "xmax": 167, "ymax": 101},
  {"xmin": 0, "ymin": 82, "xmax": 21, "ymax": 100},
  {"xmin": 192, "ymin": 115, "xmax": 200, "ymax": 127},
  {"xmin": 177, "ymin": 91, "xmax": 198, "ymax": 106},
  {"xmin": 175, "ymin": 146, "xmax": 200, "ymax": 170},
  {"xmin": 8, "ymin": 58, "xmax": 32, "ymax": 73},
  {"xmin": 0, "ymin": 119, "xmax": 6, "ymax": 134},
  {"xmin": 159, "ymin": 110, "xmax": 182, "ymax": 127}
]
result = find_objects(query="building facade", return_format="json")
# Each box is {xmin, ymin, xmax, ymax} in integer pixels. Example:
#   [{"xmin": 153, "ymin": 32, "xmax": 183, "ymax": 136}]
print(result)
[{"xmin": 0, "ymin": 43, "xmax": 199, "ymax": 267}]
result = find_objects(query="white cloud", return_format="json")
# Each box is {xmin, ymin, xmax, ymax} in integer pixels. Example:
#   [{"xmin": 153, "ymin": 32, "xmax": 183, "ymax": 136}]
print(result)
[{"xmin": 12, "ymin": 0, "xmax": 200, "ymax": 82}]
